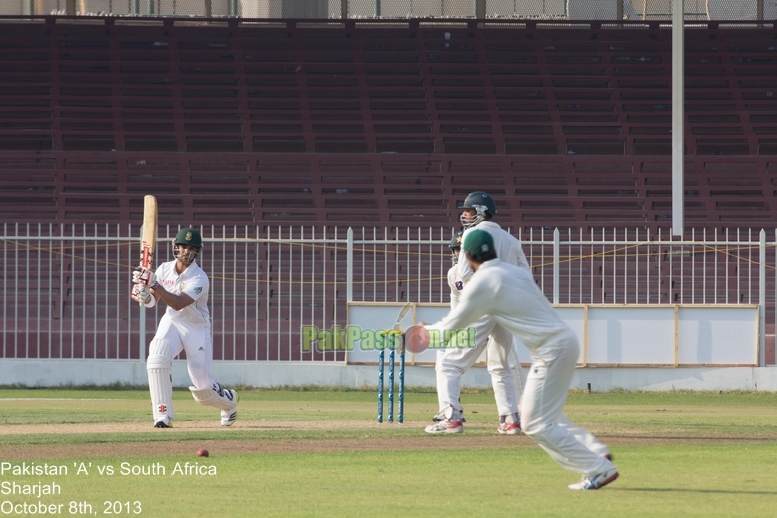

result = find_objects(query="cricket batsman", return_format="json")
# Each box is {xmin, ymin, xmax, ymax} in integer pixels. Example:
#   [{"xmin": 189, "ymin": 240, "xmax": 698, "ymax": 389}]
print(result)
[{"xmin": 132, "ymin": 227, "xmax": 239, "ymax": 428}]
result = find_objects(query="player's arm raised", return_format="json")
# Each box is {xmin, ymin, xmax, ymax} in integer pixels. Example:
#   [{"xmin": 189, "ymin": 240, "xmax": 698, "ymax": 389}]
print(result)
[{"xmin": 149, "ymin": 284, "xmax": 195, "ymax": 311}]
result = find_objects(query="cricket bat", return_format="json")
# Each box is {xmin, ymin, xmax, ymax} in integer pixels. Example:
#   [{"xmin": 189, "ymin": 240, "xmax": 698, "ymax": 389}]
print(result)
[{"xmin": 139, "ymin": 195, "xmax": 157, "ymax": 306}]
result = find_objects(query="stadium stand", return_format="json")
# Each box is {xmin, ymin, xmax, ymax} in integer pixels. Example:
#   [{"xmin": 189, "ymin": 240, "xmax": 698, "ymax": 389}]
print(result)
[
  {"xmin": 1, "ymin": 16, "xmax": 775, "ymax": 363},
  {"xmin": 0, "ymin": 17, "xmax": 775, "ymax": 233}
]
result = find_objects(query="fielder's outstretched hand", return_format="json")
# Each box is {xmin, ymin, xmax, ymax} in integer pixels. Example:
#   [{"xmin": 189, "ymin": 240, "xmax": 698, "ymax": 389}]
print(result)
[
  {"xmin": 131, "ymin": 283, "xmax": 151, "ymax": 304},
  {"xmin": 132, "ymin": 265, "xmax": 157, "ymax": 287}
]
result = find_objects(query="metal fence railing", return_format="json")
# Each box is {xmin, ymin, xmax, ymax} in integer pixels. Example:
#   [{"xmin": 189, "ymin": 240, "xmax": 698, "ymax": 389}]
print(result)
[
  {"xmin": 1, "ymin": 224, "xmax": 775, "ymax": 364},
  {"xmin": 11, "ymin": 0, "xmax": 777, "ymax": 21}
]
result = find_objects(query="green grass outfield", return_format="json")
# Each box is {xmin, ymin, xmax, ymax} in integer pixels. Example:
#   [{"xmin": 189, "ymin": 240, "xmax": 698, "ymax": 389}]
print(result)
[{"xmin": 0, "ymin": 389, "xmax": 775, "ymax": 517}]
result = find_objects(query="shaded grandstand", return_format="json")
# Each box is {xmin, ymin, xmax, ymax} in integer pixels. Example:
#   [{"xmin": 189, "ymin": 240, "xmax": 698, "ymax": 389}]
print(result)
[
  {"xmin": 1, "ymin": 15, "xmax": 775, "ymax": 365},
  {"xmin": 0, "ymin": 16, "xmax": 776, "ymax": 232}
]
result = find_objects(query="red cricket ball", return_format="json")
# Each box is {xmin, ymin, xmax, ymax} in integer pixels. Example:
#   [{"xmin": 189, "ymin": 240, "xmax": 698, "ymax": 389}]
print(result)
[{"xmin": 405, "ymin": 325, "xmax": 431, "ymax": 354}]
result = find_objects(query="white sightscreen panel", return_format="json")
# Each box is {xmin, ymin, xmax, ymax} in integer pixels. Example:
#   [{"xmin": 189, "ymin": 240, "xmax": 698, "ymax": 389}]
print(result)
[
  {"xmin": 555, "ymin": 306, "xmax": 586, "ymax": 364},
  {"xmin": 346, "ymin": 303, "xmax": 759, "ymax": 366},
  {"xmin": 347, "ymin": 303, "xmax": 487, "ymax": 365},
  {"xmin": 346, "ymin": 303, "xmax": 411, "ymax": 364},
  {"xmin": 587, "ymin": 307, "xmax": 676, "ymax": 364},
  {"xmin": 678, "ymin": 307, "xmax": 757, "ymax": 365}
]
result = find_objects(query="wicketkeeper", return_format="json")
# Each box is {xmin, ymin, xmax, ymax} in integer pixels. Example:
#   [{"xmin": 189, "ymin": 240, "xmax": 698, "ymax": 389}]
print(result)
[{"xmin": 426, "ymin": 192, "xmax": 525, "ymax": 435}]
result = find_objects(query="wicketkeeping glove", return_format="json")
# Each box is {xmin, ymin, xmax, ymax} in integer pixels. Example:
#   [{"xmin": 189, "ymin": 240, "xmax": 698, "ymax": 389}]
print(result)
[
  {"xmin": 132, "ymin": 266, "xmax": 157, "ymax": 287},
  {"xmin": 131, "ymin": 283, "xmax": 150, "ymax": 304}
]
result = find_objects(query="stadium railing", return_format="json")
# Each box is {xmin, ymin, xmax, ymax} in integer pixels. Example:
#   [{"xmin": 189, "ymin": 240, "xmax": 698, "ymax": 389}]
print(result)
[{"xmin": 1, "ymin": 223, "xmax": 774, "ymax": 365}]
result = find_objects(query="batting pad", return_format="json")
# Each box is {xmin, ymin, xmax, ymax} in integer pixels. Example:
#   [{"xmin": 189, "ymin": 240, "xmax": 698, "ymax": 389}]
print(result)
[
  {"xmin": 147, "ymin": 339, "xmax": 174, "ymax": 421},
  {"xmin": 189, "ymin": 385, "xmax": 238, "ymax": 411}
]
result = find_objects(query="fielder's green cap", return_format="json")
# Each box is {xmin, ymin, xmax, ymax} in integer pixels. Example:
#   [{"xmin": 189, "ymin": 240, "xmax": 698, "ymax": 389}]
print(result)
[{"xmin": 463, "ymin": 229, "xmax": 494, "ymax": 256}]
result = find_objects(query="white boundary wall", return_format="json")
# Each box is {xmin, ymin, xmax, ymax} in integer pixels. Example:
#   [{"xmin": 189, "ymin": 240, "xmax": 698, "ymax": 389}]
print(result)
[{"xmin": 2, "ymin": 360, "xmax": 777, "ymax": 391}]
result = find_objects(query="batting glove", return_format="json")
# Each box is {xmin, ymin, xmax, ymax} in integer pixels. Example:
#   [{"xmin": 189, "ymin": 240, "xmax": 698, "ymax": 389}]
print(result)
[
  {"xmin": 131, "ymin": 283, "xmax": 151, "ymax": 304},
  {"xmin": 132, "ymin": 266, "xmax": 157, "ymax": 287}
]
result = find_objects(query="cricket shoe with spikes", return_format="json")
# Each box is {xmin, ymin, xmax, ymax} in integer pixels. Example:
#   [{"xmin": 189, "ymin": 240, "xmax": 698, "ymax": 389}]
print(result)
[
  {"xmin": 154, "ymin": 415, "xmax": 172, "ymax": 428},
  {"xmin": 432, "ymin": 411, "xmax": 465, "ymax": 423},
  {"xmin": 497, "ymin": 421, "xmax": 521, "ymax": 435},
  {"xmin": 424, "ymin": 419, "xmax": 463, "ymax": 434},
  {"xmin": 568, "ymin": 468, "xmax": 619, "ymax": 490},
  {"xmin": 220, "ymin": 390, "xmax": 238, "ymax": 426}
]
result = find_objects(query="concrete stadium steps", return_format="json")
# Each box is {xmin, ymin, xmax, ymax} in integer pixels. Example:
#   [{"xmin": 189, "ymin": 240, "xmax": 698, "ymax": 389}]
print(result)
[
  {"xmin": 4, "ymin": 151, "xmax": 774, "ymax": 231},
  {"xmin": 1, "ymin": 18, "xmax": 776, "ymax": 231}
]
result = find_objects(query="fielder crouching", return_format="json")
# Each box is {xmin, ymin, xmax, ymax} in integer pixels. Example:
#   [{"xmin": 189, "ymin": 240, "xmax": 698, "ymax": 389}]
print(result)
[
  {"xmin": 131, "ymin": 227, "xmax": 239, "ymax": 429},
  {"xmin": 423, "ymin": 230, "xmax": 618, "ymax": 490}
]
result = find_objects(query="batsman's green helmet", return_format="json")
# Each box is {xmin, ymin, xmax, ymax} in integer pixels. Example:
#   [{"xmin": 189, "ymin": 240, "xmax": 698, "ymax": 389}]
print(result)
[{"xmin": 174, "ymin": 228, "xmax": 202, "ymax": 249}]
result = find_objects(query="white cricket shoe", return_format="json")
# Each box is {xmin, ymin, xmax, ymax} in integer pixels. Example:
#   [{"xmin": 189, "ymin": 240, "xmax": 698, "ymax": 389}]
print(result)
[
  {"xmin": 432, "ymin": 411, "xmax": 466, "ymax": 423},
  {"xmin": 424, "ymin": 419, "xmax": 463, "ymax": 434},
  {"xmin": 220, "ymin": 390, "xmax": 238, "ymax": 426},
  {"xmin": 497, "ymin": 421, "xmax": 521, "ymax": 435},
  {"xmin": 568, "ymin": 468, "xmax": 619, "ymax": 490},
  {"xmin": 154, "ymin": 415, "xmax": 172, "ymax": 428}
]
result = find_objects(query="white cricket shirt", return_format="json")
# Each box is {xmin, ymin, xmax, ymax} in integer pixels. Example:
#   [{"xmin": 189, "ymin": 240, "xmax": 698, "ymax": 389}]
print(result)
[
  {"xmin": 457, "ymin": 221, "xmax": 530, "ymax": 283},
  {"xmin": 154, "ymin": 260, "xmax": 211, "ymax": 328},
  {"xmin": 428, "ymin": 258, "xmax": 570, "ymax": 353}
]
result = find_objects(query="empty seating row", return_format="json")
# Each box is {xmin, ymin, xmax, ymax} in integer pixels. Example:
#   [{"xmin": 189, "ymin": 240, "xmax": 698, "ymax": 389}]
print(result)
[
  {"xmin": 2, "ymin": 151, "xmax": 775, "ymax": 232},
  {"xmin": 1, "ymin": 19, "xmax": 775, "ymax": 154},
  {"xmin": 1, "ymin": 17, "xmax": 776, "ymax": 232}
]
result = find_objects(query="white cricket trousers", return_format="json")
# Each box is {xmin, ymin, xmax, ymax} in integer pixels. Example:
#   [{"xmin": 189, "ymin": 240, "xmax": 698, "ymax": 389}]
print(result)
[
  {"xmin": 153, "ymin": 315, "xmax": 216, "ymax": 390},
  {"xmin": 436, "ymin": 315, "xmax": 520, "ymax": 417},
  {"xmin": 520, "ymin": 329, "xmax": 614, "ymax": 476}
]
